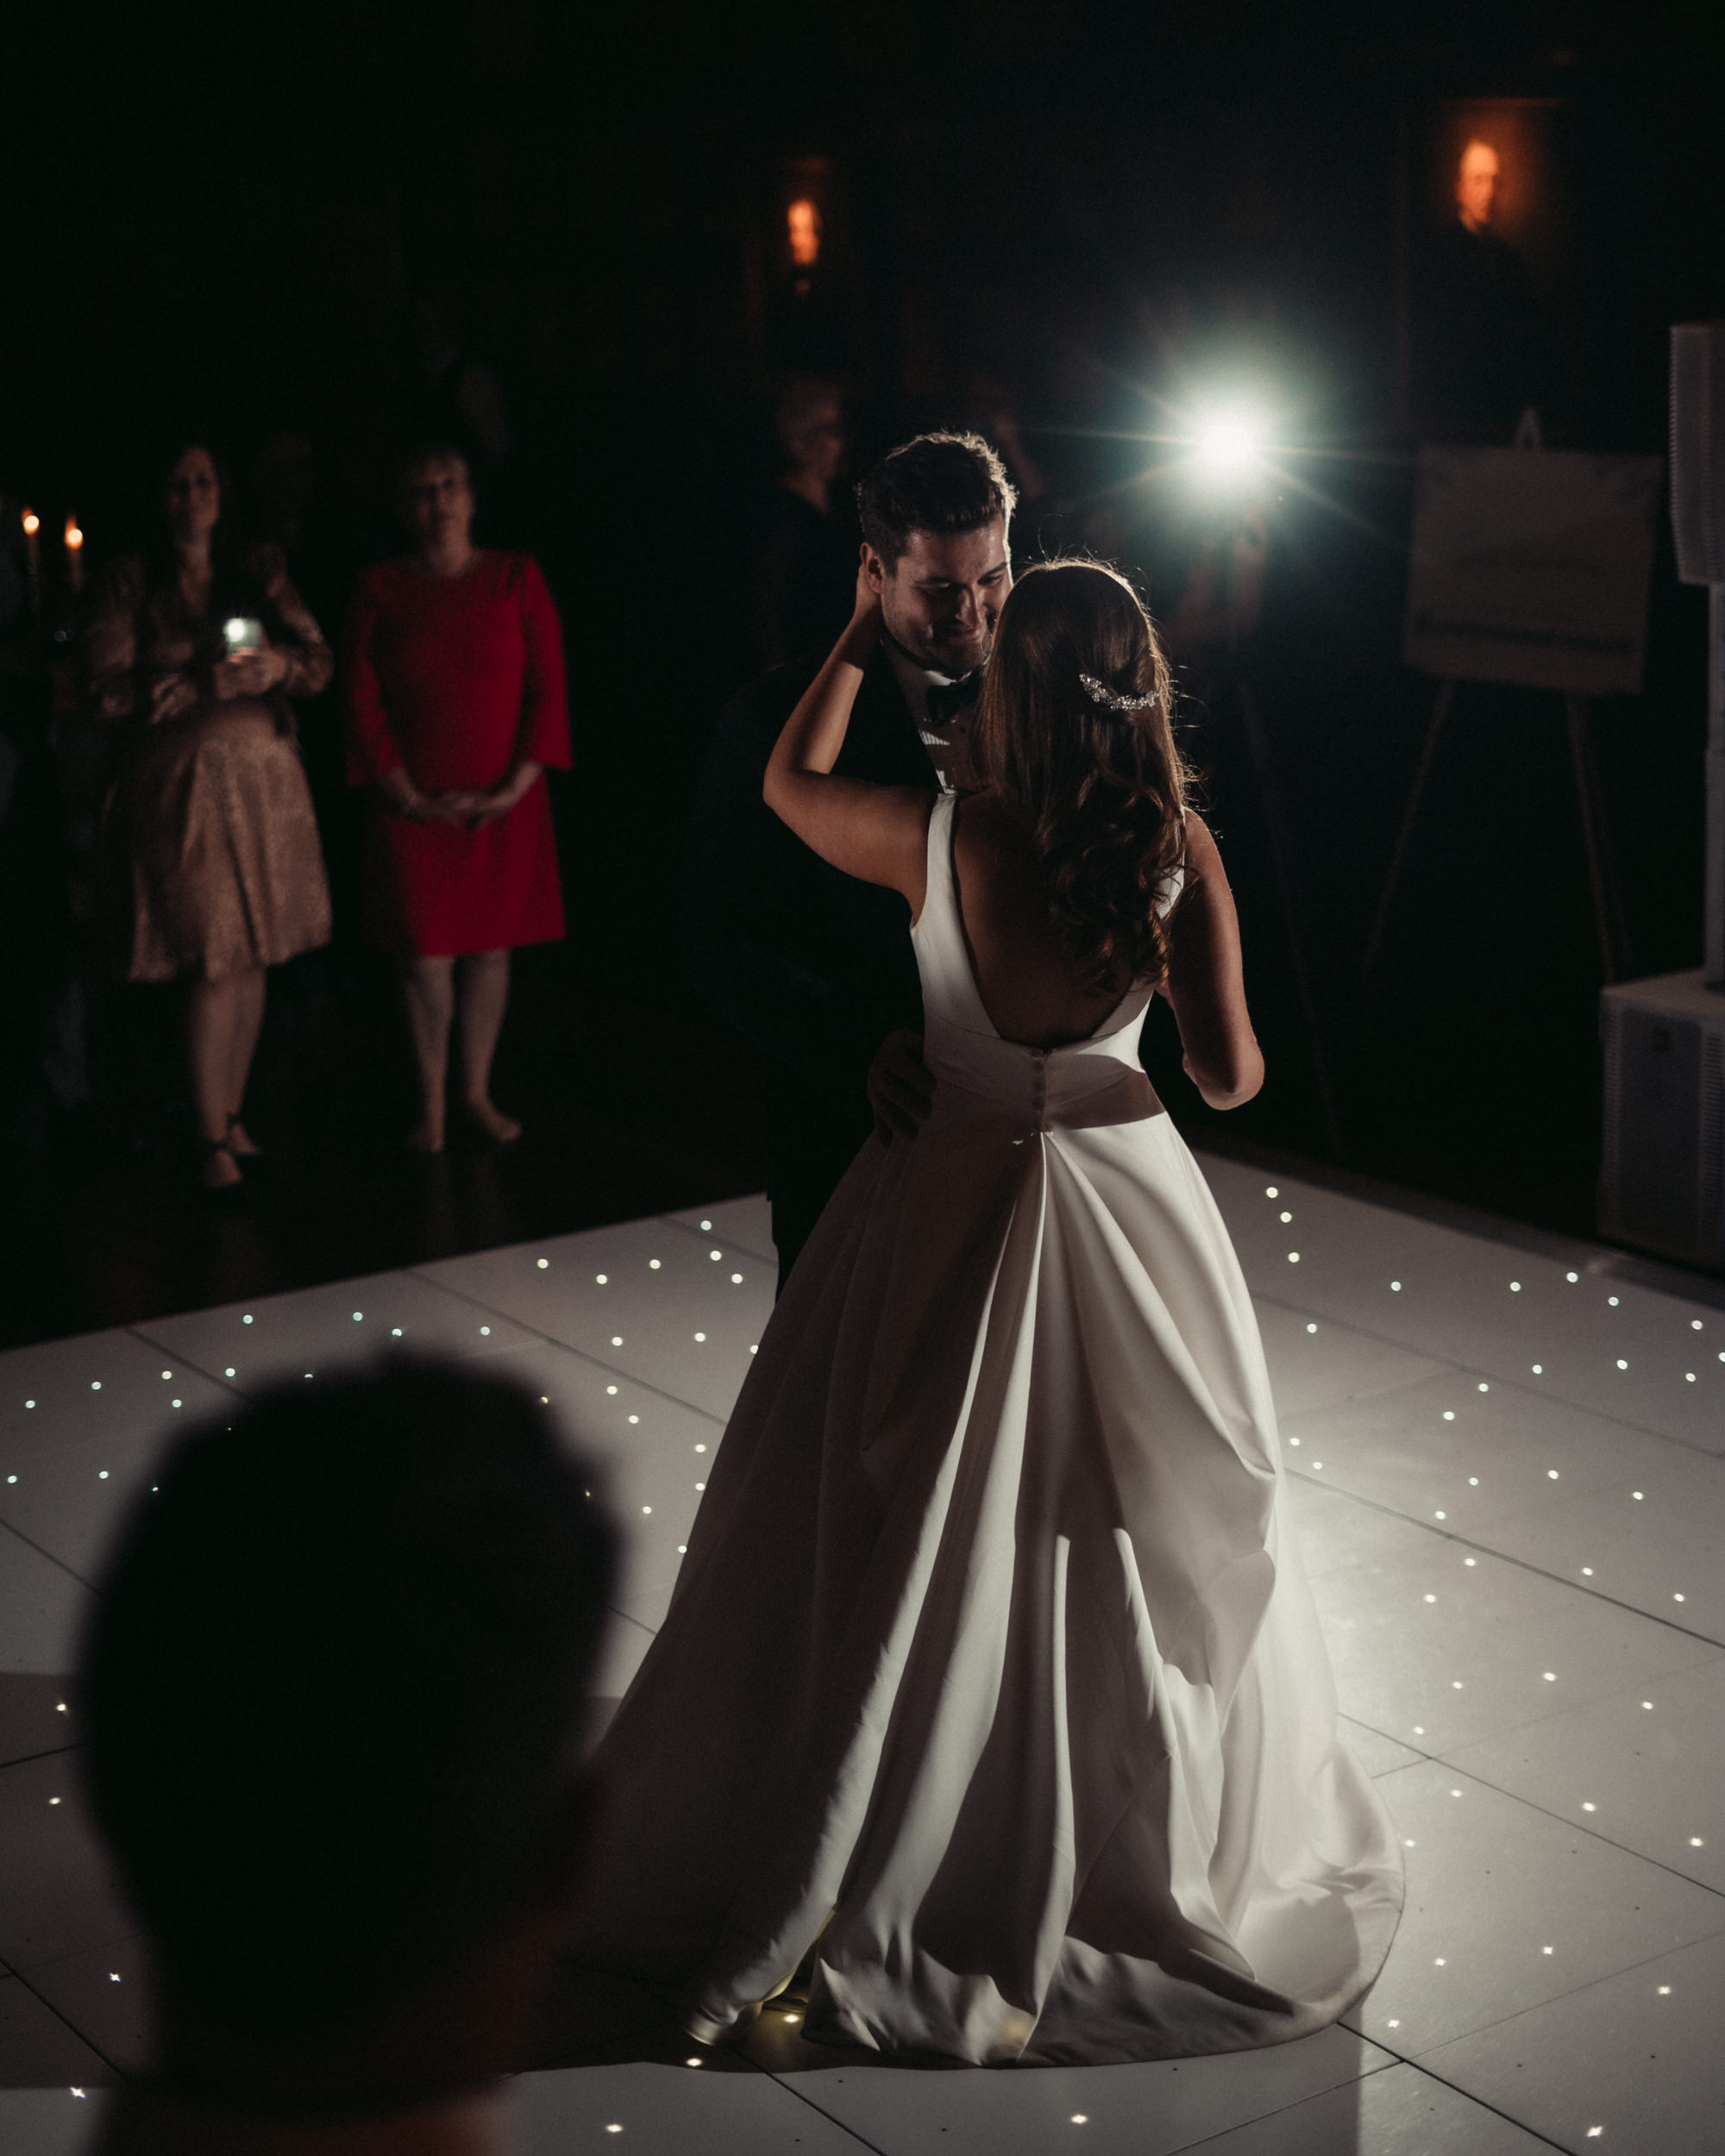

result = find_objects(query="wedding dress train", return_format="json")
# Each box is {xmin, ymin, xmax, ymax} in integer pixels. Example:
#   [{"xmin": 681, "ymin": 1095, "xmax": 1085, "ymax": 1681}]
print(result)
[{"xmin": 568, "ymin": 793, "xmax": 1402, "ymax": 2065}]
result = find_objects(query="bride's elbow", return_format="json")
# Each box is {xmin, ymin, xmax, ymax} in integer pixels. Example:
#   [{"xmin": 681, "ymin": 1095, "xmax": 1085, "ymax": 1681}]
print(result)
[
  {"xmin": 1218, "ymin": 1069, "xmax": 1264, "ymax": 1110},
  {"xmin": 1190, "ymin": 1045, "xmax": 1265, "ymax": 1111}
]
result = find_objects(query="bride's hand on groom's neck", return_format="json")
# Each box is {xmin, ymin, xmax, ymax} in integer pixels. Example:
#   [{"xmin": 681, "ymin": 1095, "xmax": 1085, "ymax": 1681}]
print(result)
[{"xmin": 839, "ymin": 568, "xmax": 882, "ymax": 662}]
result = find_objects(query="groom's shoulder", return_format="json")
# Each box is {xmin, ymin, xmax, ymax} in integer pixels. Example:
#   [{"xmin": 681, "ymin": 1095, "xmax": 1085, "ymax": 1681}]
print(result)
[
  {"xmin": 714, "ymin": 646, "xmax": 900, "ymax": 756},
  {"xmin": 718, "ymin": 649, "xmax": 827, "ymax": 739}
]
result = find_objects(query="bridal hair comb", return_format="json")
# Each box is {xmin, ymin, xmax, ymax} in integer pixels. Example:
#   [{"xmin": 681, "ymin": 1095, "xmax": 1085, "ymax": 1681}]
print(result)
[{"xmin": 1078, "ymin": 672, "xmax": 1157, "ymax": 713}]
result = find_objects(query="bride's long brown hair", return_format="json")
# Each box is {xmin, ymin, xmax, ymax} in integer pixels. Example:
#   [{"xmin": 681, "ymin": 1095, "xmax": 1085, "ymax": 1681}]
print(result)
[{"xmin": 971, "ymin": 561, "xmax": 1189, "ymax": 993}]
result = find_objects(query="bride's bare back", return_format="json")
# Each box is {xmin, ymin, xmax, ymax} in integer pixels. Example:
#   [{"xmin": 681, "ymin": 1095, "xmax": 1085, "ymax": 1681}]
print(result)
[
  {"xmin": 765, "ymin": 768, "xmax": 1263, "ymax": 1112},
  {"xmin": 938, "ymin": 790, "xmax": 1262, "ymax": 1106},
  {"xmin": 946, "ymin": 791, "xmax": 1134, "ymax": 1048}
]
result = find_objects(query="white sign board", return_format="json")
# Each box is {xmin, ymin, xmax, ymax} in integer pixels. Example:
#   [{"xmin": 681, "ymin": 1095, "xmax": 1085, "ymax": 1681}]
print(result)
[{"xmin": 1405, "ymin": 446, "xmax": 1663, "ymax": 695}]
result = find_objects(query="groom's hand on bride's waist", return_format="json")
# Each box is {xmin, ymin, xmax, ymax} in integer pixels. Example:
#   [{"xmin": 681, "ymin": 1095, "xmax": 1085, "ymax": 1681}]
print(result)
[{"xmin": 868, "ymin": 1030, "xmax": 933, "ymax": 1142}]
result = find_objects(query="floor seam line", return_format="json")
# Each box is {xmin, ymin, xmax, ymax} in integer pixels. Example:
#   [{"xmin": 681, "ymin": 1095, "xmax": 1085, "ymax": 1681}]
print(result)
[
  {"xmin": 400, "ymin": 1269, "xmax": 732, "ymax": 1425},
  {"xmin": 1252, "ymin": 1289, "xmax": 1725, "ymax": 1458},
  {"xmin": 120, "ymin": 1326, "xmax": 251, "ymax": 1401},
  {"xmin": 760, "ymin": 2073, "xmax": 896, "ymax": 2154},
  {"xmin": 1289, "ymin": 1468, "xmax": 1725, "ymax": 1651},
  {"xmin": 0, "ymin": 1515, "xmax": 94, "ymax": 1589},
  {"xmin": 655, "ymin": 1211, "xmax": 777, "ymax": 1267},
  {"xmin": 1386, "ymin": 2053, "xmax": 1606, "ymax": 2151},
  {"xmin": 0, "ymin": 1743, "xmax": 80, "ymax": 1773},
  {"xmin": 1159, "ymin": 2053, "xmax": 1427, "ymax": 2155},
  {"xmin": 1386, "ymin": 1931, "xmax": 1725, "ymax": 2061},
  {"xmin": 1341, "ymin": 1715, "xmax": 1435, "ymax": 1767},
  {"xmin": 7, "ymin": 1964, "xmax": 129, "ymax": 2081},
  {"xmin": 1362, "ymin": 1925, "xmax": 1725, "ymax": 2062},
  {"xmin": 1412, "ymin": 1758, "xmax": 1725, "ymax": 1905},
  {"xmin": 1192, "ymin": 1141, "xmax": 1725, "ymax": 1312}
]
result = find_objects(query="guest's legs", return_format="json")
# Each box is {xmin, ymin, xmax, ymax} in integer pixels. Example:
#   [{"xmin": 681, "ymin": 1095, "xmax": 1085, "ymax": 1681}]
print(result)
[
  {"xmin": 455, "ymin": 950, "xmax": 520, "ymax": 1143},
  {"xmin": 188, "ymin": 976, "xmax": 243, "ymax": 1188},
  {"xmin": 402, "ymin": 956, "xmax": 456, "ymax": 1153},
  {"xmin": 224, "ymin": 966, "xmax": 267, "ymax": 1153}
]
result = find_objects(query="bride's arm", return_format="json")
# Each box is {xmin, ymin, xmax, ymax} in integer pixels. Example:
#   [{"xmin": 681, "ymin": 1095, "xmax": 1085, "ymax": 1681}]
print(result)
[
  {"xmin": 1160, "ymin": 813, "xmax": 1264, "ymax": 1109},
  {"xmin": 763, "ymin": 577, "xmax": 932, "ymax": 906}
]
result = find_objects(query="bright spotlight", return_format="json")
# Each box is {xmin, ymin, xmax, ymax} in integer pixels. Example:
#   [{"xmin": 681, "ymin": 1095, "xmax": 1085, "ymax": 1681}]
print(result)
[{"xmin": 1192, "ymin": 408, "xmax": 1268, "ymax": 481}]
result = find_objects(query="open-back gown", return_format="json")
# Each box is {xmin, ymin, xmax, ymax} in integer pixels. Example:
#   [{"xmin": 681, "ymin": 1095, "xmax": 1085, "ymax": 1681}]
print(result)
[{"xmin": 569, "ymin": 793, "xmax": 1402, "ymax": 2065}]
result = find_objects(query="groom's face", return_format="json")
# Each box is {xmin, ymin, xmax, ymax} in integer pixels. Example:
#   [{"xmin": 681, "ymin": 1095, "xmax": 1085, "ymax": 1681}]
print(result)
[{"xmin": 867, "ymin": 518, "xmax": 1011, "ymax": 676}]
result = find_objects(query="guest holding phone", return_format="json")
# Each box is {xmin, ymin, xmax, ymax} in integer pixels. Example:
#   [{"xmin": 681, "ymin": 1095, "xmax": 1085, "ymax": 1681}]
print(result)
[
  {"xmin": 82, "ymin": 440, "xmax": 333, "ymax": 1190},
  {"xmin": 344, "ymin": 444, "xmax": 569, "ymax": 1152}
]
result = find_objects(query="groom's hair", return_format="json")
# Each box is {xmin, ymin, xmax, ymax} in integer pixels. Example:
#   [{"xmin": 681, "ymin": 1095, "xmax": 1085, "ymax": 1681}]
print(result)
[
  {"xmin": 856, "ymin": 431, "xmax": 1017, "ymax": 567},
  {"xmin": 78, "ymin": 1357, "xmax": 615, "ymax": 2042}
]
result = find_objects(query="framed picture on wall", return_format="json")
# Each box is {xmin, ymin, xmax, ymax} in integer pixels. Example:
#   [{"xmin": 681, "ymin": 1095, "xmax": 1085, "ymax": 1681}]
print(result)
[{"xmin": 1398, "ymin": 99, "xmax": 1576, "ymax": 442}]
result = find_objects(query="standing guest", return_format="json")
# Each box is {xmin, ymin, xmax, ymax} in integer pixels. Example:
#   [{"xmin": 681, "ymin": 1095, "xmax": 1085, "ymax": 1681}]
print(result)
[
  {"xmin": 78, "ymin": 1359, "xmax": 616, "ymax": 2155},
  {"xmin": 749, "ymin": 377, "xmax": 857, "ymax": 668},
  {"xmin": 345, "ymin": 445, "xmax": 570, "ymax": 1152},
  {"xmin": 82, "ymin": 441, "xmax": 333, "ymax": 1191},
  {"xmin": 407, "ymin": 285, "xmax": 516, "ymax": 486}
]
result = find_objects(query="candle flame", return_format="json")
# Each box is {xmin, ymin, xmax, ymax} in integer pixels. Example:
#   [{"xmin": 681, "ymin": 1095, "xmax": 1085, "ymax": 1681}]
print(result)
[
  {"xmin": 65, "ymin": 517, "xmax": 84, "ymax": 549},
  {"xmin": 22, "ymin": 509, "xmax": 40, "ymax": 536}
]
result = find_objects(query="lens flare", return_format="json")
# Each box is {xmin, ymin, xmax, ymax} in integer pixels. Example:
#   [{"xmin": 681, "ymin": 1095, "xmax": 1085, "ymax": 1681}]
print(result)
[{"xmin": 1192, "ymin": 409, "xmax": 1267, "ymax": 480}]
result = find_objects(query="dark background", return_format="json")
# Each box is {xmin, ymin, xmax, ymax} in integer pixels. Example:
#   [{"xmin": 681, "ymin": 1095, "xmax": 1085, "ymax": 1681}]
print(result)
[{"xmin": 3, "ymin": 0, "xmax": 1722, "ymax": 1344}]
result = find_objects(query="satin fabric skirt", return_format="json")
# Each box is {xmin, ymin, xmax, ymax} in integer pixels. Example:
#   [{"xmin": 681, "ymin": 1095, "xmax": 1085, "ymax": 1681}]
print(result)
[{"xmin": 568, "ymin": 1094, "xmax": 1402, "ymax": 2065}]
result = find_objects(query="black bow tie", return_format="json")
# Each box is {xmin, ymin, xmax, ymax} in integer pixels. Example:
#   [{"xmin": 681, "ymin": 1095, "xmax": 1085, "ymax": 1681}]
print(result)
[{"xmin": 925, "ymin": 674, "xmax": 980, "ymax": 729}]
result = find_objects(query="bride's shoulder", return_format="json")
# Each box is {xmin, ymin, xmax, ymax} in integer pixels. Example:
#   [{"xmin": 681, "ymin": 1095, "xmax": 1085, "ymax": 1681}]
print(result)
[
  {"xmin": 952, "ymin": 784, "xmax": 1008, "ymax": 829},
  {"xmin": 953, "ymin": 787, "xmax": 1033, "ymax": 856},
  {"xmin": 1178, "ymin": 808, "xmax": 1217, "ymax": 873}
]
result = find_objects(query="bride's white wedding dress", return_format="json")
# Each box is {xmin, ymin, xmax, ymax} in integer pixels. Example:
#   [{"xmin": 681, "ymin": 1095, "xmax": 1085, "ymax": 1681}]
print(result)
[{"xmin": 569, "ymin": 793, "xmax": 1402, "ymax": 2065}]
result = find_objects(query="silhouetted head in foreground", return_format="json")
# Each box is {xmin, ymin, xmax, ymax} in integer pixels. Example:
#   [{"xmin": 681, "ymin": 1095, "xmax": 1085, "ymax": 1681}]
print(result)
[{"xmin": 79, "ymin": 1358, "xmax": 614, "ymax": 2142}]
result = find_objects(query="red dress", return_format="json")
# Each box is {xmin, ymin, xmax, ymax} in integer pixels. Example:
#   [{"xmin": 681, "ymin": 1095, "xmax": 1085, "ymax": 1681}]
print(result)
[{"xmin": 345, "ymin": 552, "xmax": 570, "ymax": 956}]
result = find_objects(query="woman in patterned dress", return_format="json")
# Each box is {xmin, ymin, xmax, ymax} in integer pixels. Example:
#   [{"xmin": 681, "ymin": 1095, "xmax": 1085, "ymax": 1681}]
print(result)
[{"xmin": 83, "ymin": 442, "xmax": 333, "ymax": 1190}]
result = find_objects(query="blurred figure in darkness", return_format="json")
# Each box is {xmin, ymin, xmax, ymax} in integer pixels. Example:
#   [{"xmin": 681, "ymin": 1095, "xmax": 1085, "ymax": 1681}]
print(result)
[
  {"xmin": 408, "ymin": 283, "xmax": 515, "ymax": 487},
  {"xmin": 251, "ymin": 428, "xmax": 373, "ymax": 962},
  {"xmin": 960, "ymin": 374, "xmax": 1057, "ymax": 538},
  {"xmin": 749, "ymin": 378, "xmax": 857, "ymax": 668},
  {"xmin": 80, "ymin": 1359, "xmax": 615, "ymax": 2155},
  {"xmin": 0, "ymin": 526, "xmax": 85, "ymax": 1179},
  {"xmin": 252, "ymin": 430, "xmax": 320, "ymax": 561}
]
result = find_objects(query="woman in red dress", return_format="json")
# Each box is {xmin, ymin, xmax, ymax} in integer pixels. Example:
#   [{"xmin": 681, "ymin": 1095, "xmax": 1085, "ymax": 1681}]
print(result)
[{"xmin": 345, "ymin": 447, "xmax": 569, "ymax": 1150}]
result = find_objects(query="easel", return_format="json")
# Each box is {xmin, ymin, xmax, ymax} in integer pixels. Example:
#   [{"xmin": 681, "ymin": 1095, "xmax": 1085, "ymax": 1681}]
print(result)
[
  {"xmin": 1368, "ymin": 415, "xmax": 1651, "ymax": 987},
  {"xmin": 1362, "ymin": 675, "xmax": 1633, "ymax": 983}
]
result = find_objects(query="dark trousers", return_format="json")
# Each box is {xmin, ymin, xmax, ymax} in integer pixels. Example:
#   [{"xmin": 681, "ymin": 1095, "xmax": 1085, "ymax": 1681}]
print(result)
[{"xmin": 766, "ymin": 1093, "xmax": 874, "ymax": 1294}]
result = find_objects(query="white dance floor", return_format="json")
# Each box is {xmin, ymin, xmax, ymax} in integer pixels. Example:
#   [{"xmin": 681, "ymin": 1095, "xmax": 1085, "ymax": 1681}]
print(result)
[{"xmin": 3, "ymin": 1154, "xmax": 1722, "ymax": 2153}]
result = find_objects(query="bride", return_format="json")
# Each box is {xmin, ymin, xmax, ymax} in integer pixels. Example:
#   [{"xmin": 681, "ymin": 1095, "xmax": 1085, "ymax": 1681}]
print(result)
[{"xmin": 568, "ymin": 561, "xmax": 1402, "ymax": 2065}]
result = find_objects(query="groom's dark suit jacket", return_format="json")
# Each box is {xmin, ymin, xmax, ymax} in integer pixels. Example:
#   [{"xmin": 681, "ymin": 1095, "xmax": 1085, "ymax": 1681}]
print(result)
[{"xmin": 685, "ymin": 647, "xmax": 938, "ymax": 1279}]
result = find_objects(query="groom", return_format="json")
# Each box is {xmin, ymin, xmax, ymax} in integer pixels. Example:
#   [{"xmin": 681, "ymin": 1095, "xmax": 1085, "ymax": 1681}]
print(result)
[{"xmin": 687, "ymin": 431, "xmax": 1017, "ymax": 1287}]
